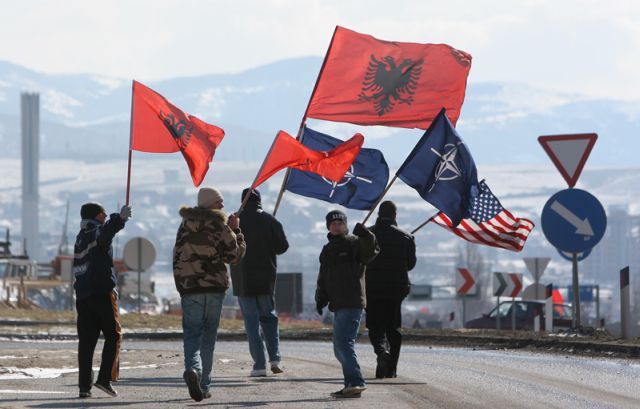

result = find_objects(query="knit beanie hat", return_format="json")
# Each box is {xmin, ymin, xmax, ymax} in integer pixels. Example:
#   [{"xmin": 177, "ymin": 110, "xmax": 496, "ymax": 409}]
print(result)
[
  {"xmin": 241, "ymin": 188, "xmax": 261, "ymax": 204},
  {"xmin": 80, "ymin": 202, "xmax": 106, "ymax": 220},
  {"xmin": 198, "ymin": 187, "xmax": 224, "ymax": 209},
  {"xmin": 326, "ymin": 210, "xmax": 347, "ymax": 229}
]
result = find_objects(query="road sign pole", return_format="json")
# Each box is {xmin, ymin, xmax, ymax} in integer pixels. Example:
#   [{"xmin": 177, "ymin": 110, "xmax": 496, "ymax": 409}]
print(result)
[
  {"xmin": 534, "ymin": 258, "xmax": 540, "ymax": 300},
  {"xmin": 137, "ymin": 237, "xmax": 142, "ymax": 314},
  {"xmin": 462, "ymin": 295, "xmax": 466, "ymax": 328},
  {"xmin": 496, "ymin": 296, "xmax": 500, "ymax": 331},
  {"xmin": 620, "ymin": 267, "xmax": 630, "ymax": 339},
  {"xmin": 571, "ymin": 252, "xmax": 581, "ymax": 328},
  {"xmin": 545, "ymin": 284, "xmax": 553, "ymax": 332},
  {"xmin": 511, "ymin": 297, "xmax": 516, "ymax": 332},
  {"xmin": 595, "ymin": 285, "xmax": 600, "ymax": 328}
]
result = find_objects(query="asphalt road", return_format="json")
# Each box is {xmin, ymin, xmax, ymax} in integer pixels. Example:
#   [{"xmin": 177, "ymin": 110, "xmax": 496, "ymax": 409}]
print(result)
[{"xmin": 1, "ymin": 339, "xmax": 639, "ymax": 408}]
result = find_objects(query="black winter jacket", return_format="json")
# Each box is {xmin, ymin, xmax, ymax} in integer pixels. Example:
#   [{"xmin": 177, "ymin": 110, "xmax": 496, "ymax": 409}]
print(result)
[
  {"xmin": 366, "ymin": 217, "xmax": 417, "ymax": 299},
  {"xmin": 315, "ymin": 223, "xmax": 379, "ymax": 311},
  {"xmin": 230, "ymin": 201, "xmax": 289, "ymax": 296},
  {"xmin": 73, "ymin": 214, "xmax": 125, "ymax": 300}
]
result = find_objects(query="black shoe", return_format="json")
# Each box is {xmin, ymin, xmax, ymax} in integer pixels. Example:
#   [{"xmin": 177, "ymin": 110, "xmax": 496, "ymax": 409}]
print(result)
[
  {"xmin": 375, "ymin": 351, "xmax": 391, "ymax": 379},
  {"xmin": 94, "ymin": 380, "xmax": 117, "ymax": 397},
  {"xmin": 330, "ymin": 388, "xmax": 363, "ymax": 398},
  {"xmin": 79, "ymin": 390, "xmax": 91, "ymax": 399},
  {"xmin": 183, "ymin": 369, "xmax": 204, "ymax": 402}
]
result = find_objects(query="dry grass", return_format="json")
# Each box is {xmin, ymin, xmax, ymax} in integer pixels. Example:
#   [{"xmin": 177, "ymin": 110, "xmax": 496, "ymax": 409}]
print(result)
[{"xmin": 0, "ymin": 307, "xmax": 325, "ymax": 331}]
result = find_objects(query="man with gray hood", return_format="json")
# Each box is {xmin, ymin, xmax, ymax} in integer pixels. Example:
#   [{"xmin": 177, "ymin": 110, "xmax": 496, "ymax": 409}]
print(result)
[{"xmin": 173, "ymin": 187, "xmax": 246, "ymax": 401}]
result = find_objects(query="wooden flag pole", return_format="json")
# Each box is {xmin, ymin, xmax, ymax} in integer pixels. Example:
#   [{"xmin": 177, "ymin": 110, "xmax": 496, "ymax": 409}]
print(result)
[
  {"xmin": 272, "ymin": 27, "xmax": 339, "ymax": 217},
  {"xmin": 125, "ymin": 81, "xmax": 136, "ymax": 206},
  {"xmin": 361, "ymin": 174, "xmax": 399, "ymax": 225}
]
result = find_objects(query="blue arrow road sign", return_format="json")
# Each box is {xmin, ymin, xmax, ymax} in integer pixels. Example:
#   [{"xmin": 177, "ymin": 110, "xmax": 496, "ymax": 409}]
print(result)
[
  {"xmin": 541, "ymin": 189, "xmax": 606, "ymax": 253},
  {"xmin": 558, "ymin": 248, "xmax": 591, "ymax": 262}
]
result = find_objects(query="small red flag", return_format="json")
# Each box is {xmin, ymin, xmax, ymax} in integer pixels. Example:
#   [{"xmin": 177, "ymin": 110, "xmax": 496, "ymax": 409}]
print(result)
[
  {"xmin": 252, "ymin": 131, "xmax": 364, "ymax": 189},
  {"xmin": 130, "ymin": 80, "xmax": 225, "ymax": 186},
  {"xmin": 307, "ymin": 26, "xmax": 472, "ymax": 129}
]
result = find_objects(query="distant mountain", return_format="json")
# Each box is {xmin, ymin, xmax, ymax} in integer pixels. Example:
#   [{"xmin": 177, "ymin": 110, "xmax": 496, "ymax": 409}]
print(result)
[{"xmin": 0, "ymin": 57, "xmax": 638, "ymax": 165}]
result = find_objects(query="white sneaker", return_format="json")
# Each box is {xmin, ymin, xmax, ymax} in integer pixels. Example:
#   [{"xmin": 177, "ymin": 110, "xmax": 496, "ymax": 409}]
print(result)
[
  {"xmin": 270, "ymin": 361, "xmax": 284, "ymax": 374},
  {"xmin": 250, "ymin": 368, "xmax": 267, "ymax": 377}
]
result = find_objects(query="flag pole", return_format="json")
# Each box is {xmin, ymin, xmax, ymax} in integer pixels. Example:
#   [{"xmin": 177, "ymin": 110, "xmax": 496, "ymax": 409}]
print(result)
[
  {"xmin": 411, "ymin": 215, "xmax": 436, "ymax": 234},
  {"xmin": 362, "ymin": 174, "xmax": 399, "ymax": 225},
  {"xmin": 273, "ymin": 26, "xmax": 340, "ymax": 216},
  {"xmin": 238, "ymin": 131, "xmax": 281, "ymax": 215},
  {"xmin": 125, "ymin": 81, "xmax": 135, "ymax": 206}
]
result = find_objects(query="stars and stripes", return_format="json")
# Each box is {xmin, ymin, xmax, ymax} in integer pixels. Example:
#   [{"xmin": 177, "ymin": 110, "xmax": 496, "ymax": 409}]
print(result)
[{"xmin": 430, "ymin": 181, "xmax": 534, "ymax": 252}]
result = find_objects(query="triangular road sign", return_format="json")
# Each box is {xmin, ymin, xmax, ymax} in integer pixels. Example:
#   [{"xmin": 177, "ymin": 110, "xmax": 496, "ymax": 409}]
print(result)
[
  {"xmin": 538, "ymin": 133, "xmax": 597, "ymax": 188},
  {"xmin": 523, "ymin": 257, "xmax": 550, "ymax": 282}
]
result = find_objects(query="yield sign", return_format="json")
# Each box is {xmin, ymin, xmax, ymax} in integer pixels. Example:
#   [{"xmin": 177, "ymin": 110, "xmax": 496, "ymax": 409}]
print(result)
[
  {"xmin": 456, "ymin": 268, "xmax": 476, "ymax": 295},
  {"xmin": 538, "ymin": 133, "xmax": 597, "ymax": 188},
  {"xmin": 523, "ymin": 257, "xmax": 550, "ymax": 282},
  {"xmin": 493, "ymin": 272, "xmax": 523, "ymax": 297}
]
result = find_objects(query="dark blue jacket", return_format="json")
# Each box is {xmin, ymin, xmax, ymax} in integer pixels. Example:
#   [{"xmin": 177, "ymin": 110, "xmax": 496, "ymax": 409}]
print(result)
[{"xmin": 73, "ymin": 214, "xmax": 125, "ymax": 300}]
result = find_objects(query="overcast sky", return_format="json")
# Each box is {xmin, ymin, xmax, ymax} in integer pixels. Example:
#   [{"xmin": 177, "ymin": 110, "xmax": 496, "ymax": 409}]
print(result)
[{"xmin": 2, "ymin": 0, "xmax": 638, "ymax": 100}]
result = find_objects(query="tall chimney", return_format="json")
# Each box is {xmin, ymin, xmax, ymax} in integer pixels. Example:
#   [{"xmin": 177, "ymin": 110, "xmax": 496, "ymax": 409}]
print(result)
[{"xmin": 21, "ymin": 92, "xmax": 39, "ymax": 260}]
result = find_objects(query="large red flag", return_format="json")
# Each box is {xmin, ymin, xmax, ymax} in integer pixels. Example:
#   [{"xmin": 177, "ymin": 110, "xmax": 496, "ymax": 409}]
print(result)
[
  {"xmin": 307, "ymin": 26, "xmax": 472, "ymax": 129},
  {"xmin": 252, "ymin": 131, "xmax": 364, "ymax": 189},
  {"xmin": 130, "ymin": 80, "xmax": 225, "ymax": 186}
]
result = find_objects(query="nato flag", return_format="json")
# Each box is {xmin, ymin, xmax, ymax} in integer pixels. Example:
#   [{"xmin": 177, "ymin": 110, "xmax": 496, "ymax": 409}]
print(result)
[
  {"xmin": 396, "ymin": 109, "xmax": 478, "ymax": 226},
  {"xmin": 285, "ymin": 127, "xmax": 389, "ymax": 210}
]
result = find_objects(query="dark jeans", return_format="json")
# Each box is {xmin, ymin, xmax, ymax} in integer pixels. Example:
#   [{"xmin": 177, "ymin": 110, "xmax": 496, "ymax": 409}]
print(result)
[
  {"xmin": 365, "ymin": 297, "xmax": 403, "ymax": 375},
  {"xmin": 76, "ymin": 291, "xmax": 122, "ymax": 392}
]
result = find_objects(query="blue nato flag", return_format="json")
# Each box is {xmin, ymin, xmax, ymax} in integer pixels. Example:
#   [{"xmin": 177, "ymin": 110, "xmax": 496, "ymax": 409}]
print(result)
[
  {"xmin": 285, "ymin": 127, "xmax": 389, "ymax": 210},
  {"xmin": 396, "ymin": 108, "xmax": 478, "ymax": 226}
]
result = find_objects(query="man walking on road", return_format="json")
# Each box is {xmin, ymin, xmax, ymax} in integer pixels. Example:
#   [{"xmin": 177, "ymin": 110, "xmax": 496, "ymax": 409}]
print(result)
[
  {"xmin": 173, "ymin": 187, "xmax": 246, "ymax": 401},
  {"xmin": 365, "ymin": 201, "xmax": 416, "ymax": 378},
  {"xmin": 230, "ymin": 188, "xmax": 289, "ymax": 377},
  {"xmin": 73, "ymin": 202, "xmax": 131, "ymax": 399},
  {"xmin": 316, "ymin": 210, "xmax": 379, "ymax": 398}
]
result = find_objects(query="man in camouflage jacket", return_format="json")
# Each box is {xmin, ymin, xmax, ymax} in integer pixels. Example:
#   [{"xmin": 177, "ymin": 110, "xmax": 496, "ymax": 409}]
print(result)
[{"xmin": 173, "ymin": 187, "xmax": 246, "ymax": 402}]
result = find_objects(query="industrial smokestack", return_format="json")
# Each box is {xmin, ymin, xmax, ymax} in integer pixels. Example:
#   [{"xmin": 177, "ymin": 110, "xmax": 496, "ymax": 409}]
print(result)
[{"xmin": 21, "ymin": 92, "xmax": 39, "ymax": 260}]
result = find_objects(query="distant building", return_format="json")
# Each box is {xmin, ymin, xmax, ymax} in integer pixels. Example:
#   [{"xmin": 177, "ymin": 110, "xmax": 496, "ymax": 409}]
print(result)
[{"xmin": 21, "ymin": 93, "xmax": 39, "ymax": 260}]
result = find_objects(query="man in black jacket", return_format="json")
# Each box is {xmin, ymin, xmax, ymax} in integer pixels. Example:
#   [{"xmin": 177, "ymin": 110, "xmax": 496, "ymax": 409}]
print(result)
[
  {"xmin": 316, "ymin": 210, "xmax": 378, "ymax": 398},
  {"xmin": 230, "ymin": 189, "xmax": 289, "ymax": 377},
  {"xmin": 73, "ymin": 202, "xmax": 131, "ymax": 398},
  {"xmin": 365, "ymin": 201, "xmax": 416, "ymax": 378}
]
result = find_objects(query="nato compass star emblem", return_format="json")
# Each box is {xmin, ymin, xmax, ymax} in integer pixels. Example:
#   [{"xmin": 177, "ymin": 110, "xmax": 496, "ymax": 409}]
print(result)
[
  {"xmin": 322, "ymin": 165, "xmax": 372, "ymax": 198},
  {"xmin": 428, "ymin": 142, "xmax": 464, "ymax": 192}
]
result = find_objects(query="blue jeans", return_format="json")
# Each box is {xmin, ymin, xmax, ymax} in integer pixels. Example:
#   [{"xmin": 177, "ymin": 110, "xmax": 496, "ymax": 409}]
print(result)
[
  {"xmin": 237, "ymin": 295, "xmax": 281, "ymax": 370},
  {"xmin": 333, "ymin": 308, "xmax": 365, "ymax": 388},
  {"xmin": 181, "ymin": 292, "xmax": 225, "ymax": 393}
]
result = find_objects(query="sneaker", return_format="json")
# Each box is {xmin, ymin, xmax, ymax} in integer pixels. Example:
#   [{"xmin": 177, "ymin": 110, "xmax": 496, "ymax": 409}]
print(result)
[
  {"xmin": 250, "ymin": 368, "xmax": 267, "ymax": 377},
  {"xmin": 270, "ymin": 361, "xmax": 284, "ymax": 374},
  {"xmin": 343, "ymin": 385, "xmax": 366, "ymax": 395},
  {"xmin": 375, "ymin": 351, "xmax": 391, "ymax": 379},
  {"xmin": 330, "ymin": 388, "xmax": 363, "ymax": 398},
  {"xmin": 202, "ymin": 391, "xmax": 212, "ymax": 399},
  {"xmin": 183, "ymin": 369, "xmax": 204, "ymax": 402},
  {"xmin": 79, "ymin": 390, "xmax": 91, "ymax": 399},
  {"xmin": 94, "ymin": 380, "xmax": 117, "ymax": 397}
]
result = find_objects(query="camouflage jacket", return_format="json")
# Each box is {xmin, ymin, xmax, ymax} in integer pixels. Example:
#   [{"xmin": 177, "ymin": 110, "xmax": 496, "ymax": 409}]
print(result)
[{"xmin": 173, "ymin": 206, "xmax": 246, "ymax": 296}]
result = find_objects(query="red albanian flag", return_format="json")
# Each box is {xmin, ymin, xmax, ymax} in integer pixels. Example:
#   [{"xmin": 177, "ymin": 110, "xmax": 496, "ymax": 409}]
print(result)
[
  {"xmin": 130, "ymin": 80, "xmax": 225, "ymax": 186},
  {"xmin": 307, "ymin": 26, "xmax": 472, "ymax": 129},
  {"xmin": 252, "ymin": 131, "xmax": 364, "ymax": 189}
]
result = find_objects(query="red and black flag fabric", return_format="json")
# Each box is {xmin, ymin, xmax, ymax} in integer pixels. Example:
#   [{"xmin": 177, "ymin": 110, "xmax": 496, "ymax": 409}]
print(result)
[
  {"xmin": 130, "ymin": 80, "xmax": 225, "ymax": 186},
  {"xmin": 252, "ymin": 130, "xmax": 364, "ymax": 189},
  {"xmin": 307, "ymin": 26, "xmax": 472, "ymax": 129}
]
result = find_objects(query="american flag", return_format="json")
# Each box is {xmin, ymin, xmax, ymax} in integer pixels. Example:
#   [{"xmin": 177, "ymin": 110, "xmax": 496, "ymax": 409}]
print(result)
[{"xmin": 431, "ymin": 181, "xmax": 534, "ymax": 252}]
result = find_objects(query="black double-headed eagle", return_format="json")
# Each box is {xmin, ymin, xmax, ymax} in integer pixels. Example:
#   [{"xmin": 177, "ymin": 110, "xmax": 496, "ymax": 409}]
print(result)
[
  {"xmin": 160, "ymin": 111, "xmax": 193, "ymax": 147},
  {"xmin": 358, "ymin": 55, "xmax": 423, "ymax": 116}
]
